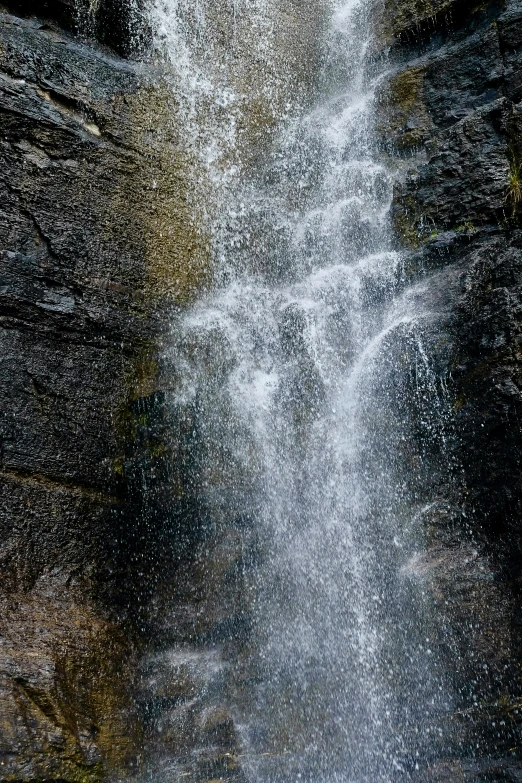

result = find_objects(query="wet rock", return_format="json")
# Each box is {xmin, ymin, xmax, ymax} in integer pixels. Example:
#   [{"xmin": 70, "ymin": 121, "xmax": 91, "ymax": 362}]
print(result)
[
  {"xmin": 380, "ymin": 0, "xmax": 462, "ymax": 43},
  {"xmin": 0, "ymin": 573, "xmax": 140, "ymax": 783},
  {"xmin": 2, "ymin": 0, "xmax": 150, "ymax": 56},
  {"xmin": 377, "ymin": 65, "xmax": 434, "ymax": 151},
  {"xmin": 380, "ymin": 0, "xmax": 503, "ymax": 46},
  {"xmin": 381, "ymin": 0, "xmax": 522, "ymax": 774},
  {"xmin": 199, "ymin": 706, "xmax": 238, "ymax": 748},
  {"xmin": 393, "ymin": 100, "xmax": 510, "ymax": 242},
  {"xmin": 0, "ymin": 4, "xmax": 212, "ymax": 779}
]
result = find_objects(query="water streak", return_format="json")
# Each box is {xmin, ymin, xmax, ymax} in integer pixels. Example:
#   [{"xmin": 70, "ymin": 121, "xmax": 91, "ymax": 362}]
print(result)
[{"xmin": 149, "ymin": 0, "xmax": 454, "ymax": 779}]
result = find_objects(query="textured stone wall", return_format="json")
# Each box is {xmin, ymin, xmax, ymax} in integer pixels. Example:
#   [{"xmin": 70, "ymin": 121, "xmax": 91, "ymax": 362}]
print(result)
[
  {"xmin": 378, "ymin": 0, "xmax": 522, "ymax": 778},
  {"xmin": 0, "ymin": 3, "xmax": 320, "ymax": 781},
  {"xmin": 0, "ymin": 3, "xmax": 203, "ymax": 778},
  {"xmin": 3, "ymin": 0, "xmax": 522, "ymax": 780}
]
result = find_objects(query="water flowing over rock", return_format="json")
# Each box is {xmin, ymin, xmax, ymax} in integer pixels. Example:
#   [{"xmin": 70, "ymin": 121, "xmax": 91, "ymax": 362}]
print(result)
[
  {"xmin": 139, "ymin": 0, "xmax": 459, "ymax": 780},
  {"xmin": 2, "ymin": 0, "xmax": 522, "ymax": 781}
]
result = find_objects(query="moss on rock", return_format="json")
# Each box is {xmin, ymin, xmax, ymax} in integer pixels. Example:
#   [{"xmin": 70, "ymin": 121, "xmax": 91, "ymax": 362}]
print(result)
[
  {"xmin": 107, "ymin": 83, "xmax": 212, "ymax": 309},
  {"xmin": 377, "ymin": 66, "xmax": 433, "ymax": 151}
]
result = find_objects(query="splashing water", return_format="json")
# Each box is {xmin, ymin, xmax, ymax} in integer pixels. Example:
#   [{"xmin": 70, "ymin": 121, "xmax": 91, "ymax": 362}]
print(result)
[{"xmin": 148, "ymin": 0, "xmax": 454, "ymax": 780}]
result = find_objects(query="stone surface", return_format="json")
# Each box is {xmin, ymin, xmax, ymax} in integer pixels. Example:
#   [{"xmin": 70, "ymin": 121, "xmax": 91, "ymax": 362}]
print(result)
[
  {"xmin": 379, "ymin": 0, "xmax": 522, "ymax": 776},
  {"xmin": 0, "ymin": 2, "xmax": 292, "ymax": 780},
  {"xmin": 0, "ymin": 574, "xmax": 139, "ymax": 783},
  {"xmin": 0, "ymin": 3, "xmax": 205, "ymax": 779}
]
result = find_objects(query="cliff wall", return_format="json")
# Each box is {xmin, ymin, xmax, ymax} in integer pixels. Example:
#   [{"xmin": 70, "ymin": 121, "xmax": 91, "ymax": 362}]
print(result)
[
  {"xmin": 3, "ymin": 0, "xmax": 522, "ymax": 781},
  {"xmin": 0, "ymin": 3, "xmax": 201, "ymax": 778},
  {"xmin": 379, "ymin": 0, "xmax": 522, "ymax": 777},
  {"xmin": 0, "ymin": 4, "xmax": 317, "ymax": 782}
]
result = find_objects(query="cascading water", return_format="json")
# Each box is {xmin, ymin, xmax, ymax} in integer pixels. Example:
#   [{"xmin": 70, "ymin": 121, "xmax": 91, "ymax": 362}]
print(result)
[{"xmin": 146, "ymin": 0, "xmax": 455, "ymax": 780}]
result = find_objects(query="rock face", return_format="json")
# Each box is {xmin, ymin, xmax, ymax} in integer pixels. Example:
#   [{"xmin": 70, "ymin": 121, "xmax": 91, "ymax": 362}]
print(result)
[
  {"xmin": 3, "ymin": 0, "xmax": 522, "ymax": 780},
  {"xmin": 0, "ymin": 2, "xmax": 209, "ymax": 779},
  {"xmin": 379, "ymin": 0, "xmax": 522, "ymax": 776}
]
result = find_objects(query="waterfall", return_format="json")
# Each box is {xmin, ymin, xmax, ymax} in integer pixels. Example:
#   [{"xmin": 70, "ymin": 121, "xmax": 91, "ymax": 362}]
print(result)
[{"xmin": 144, "ymin": 0, "xmax": 455, "ymax": 780}]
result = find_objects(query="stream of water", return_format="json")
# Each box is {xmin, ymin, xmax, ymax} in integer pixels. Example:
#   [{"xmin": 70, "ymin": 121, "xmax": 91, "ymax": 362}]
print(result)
[{"xmin": 148, "ymin": 0, "xmax": 453, "ymax": 779}]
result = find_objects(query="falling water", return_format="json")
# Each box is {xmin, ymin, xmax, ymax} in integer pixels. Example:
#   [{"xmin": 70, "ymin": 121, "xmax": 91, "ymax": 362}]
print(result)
[{"xmin": 146, "ymin": 0, "xmax": 454, "ymax": 780}]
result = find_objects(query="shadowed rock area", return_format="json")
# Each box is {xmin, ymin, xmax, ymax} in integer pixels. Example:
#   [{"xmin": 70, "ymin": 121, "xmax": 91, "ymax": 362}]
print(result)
[{"xmin": 378, "ymin": 0, "xmax": 522, "ymax": 777}]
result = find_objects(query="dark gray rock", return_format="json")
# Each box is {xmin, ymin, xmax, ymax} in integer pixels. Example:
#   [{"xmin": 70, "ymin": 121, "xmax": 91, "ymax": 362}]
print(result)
[
  {"xmin": 0, "ymin": 6, "xmax": 205, "ymax": 780},
  {"xmin": 394, "ymin": 100, "xmax": 510, "ymax": 235},
  {"xmin": 381, "ymin": 0, "xmax": 522, "ymax": 776}
]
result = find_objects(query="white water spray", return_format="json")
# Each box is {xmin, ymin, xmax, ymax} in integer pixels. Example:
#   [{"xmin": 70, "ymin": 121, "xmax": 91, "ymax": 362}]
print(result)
[{"xmin": 147, "ymin": 0, "xmax": 453, "ymax": 779}]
